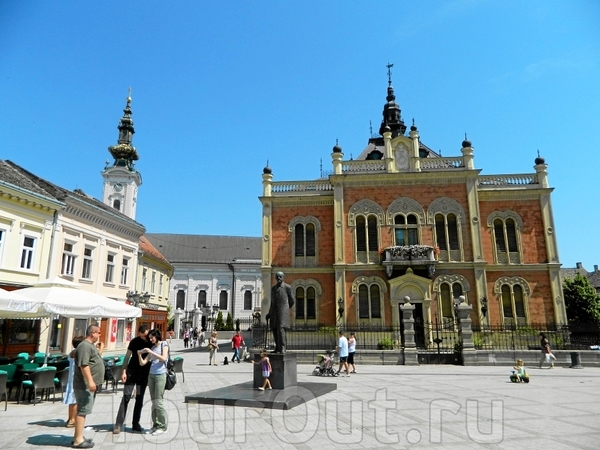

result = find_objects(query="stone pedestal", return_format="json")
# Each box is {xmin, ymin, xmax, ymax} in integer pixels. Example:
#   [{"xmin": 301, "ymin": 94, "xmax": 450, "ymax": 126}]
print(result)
[{"xmin": 253, "ymin": 352, "xmax": 297, "ymax": 389}]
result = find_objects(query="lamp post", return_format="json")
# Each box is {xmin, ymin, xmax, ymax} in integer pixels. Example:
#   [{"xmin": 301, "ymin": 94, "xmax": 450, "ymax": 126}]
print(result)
[{"xmin": 337, "ymin": 297, "xmax": 345, "ymax": 327}]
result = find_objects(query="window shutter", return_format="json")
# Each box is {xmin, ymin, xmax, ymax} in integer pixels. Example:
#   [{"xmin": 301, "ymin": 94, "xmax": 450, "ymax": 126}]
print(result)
[
  {"xmin": 370, "ymin": 284, "xmax": 381, "ymax": 318},
  {"xmin": 306, "ymin": 287, "xmax": 316, "ymax": 319},
  {"xmin": 306, "ymin": 223, "xmax": 316, "ymax": 257},
  {"xmin": 358, "ymin": 284, "xmax": 369, "ymax": 318},
  {"xmin": 506, "ymin": 219, "xmax": 518, "ymax": 252},
  {"xmin": 494, "ymin": 219, "xmax": 507, "ymax": 253},
  {"xmin": 295, "ymin": 287, "xmax": 305, "ymax": 319},
  {"xmin": 356, "ymin": 216, "xmax": 367, "ymax": 252},
  {"xmin": 448, "ymin": 214, "xmax": 459, "ymax": 250},
  {"xmin": 435, "ymin": 214, "xmax": 447, "ymax": 250},
  {"xmin": 295, "ymin": 224, "xmax": 305, "ymax": 256},
  {"xmin": 367, "ymin": 216, "xmax": 378, "ymax": 251}
]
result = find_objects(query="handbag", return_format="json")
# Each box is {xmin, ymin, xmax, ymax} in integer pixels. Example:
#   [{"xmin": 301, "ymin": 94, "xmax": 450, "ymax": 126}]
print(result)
[{"xmin": 163, "ymin": 342, "xmax": 177, "ymax": 391}]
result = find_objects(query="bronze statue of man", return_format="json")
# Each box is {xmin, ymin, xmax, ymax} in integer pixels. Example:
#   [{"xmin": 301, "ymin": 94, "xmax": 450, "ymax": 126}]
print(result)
[{"xmin": 267, "ymin": 271, "xmax": 295, "ymax": 353}]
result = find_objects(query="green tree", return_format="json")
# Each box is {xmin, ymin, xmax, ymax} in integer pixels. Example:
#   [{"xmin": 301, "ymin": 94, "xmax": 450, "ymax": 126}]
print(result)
[
  {"xmin": 214, "ymin": 311, "xmax": 225, "ymax": 331},
  {"xmin": 225, "ymin": 312, "xmax": 234, "ymax": 331},
  {"xmin": 563, "ymin": 274, "xmax": 600, "ymax": 325}
]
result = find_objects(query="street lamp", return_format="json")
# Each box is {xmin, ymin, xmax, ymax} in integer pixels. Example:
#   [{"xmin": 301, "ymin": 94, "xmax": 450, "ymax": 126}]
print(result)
[
  {"xmin": 480, "ymin": 297, "xmax": 488, "ymax": 318},
  {"xmin": 337, "ymin": 298, "xmax": 344, "ymax": 316},
  {"xmin": 126, "ymin": 291, "xmax": 151, "ymax": 307}
]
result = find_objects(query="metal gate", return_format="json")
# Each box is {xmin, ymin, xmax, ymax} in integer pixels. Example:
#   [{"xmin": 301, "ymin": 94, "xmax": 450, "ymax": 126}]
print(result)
[{"xmin": 414, "ymin": 314, "xmax": 462, "ymax": 364}]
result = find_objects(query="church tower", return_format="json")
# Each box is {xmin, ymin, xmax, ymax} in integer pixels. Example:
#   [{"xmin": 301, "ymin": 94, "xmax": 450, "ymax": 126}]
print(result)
[{"xmin": 101, "ymin": 93, "xmax": 142, "ymax": 220}]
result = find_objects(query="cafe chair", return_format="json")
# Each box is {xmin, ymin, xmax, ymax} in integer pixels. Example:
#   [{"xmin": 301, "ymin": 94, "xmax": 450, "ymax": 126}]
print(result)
[
  {"xmin": 17, "ymin": 353, "xmax": 30, "ymax": 361},
  {"xmin": 173, "ymin": 357, "xmax": 185, "ymax": 383},
  {"xmin": 0, "ymin": 370, "xmax": 8, "ymax": 410},
  {"xmin": 0, "ymin": 365, "xmax": 17, "ymax": 400},
  {"xmin": 18, "ymin": 366, "xmax": 57, "ymax": 405},
  {"xmin": 54, "ymin": 368, "xmax": 70, "ymax": 401},
  {"xmin": 104, "ymin": 363, "xmax": 124, "ymax": 392}
]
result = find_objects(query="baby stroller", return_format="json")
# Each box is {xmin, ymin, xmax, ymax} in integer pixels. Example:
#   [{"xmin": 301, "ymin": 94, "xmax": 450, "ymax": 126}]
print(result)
[{"xmin": 312, "ymin": 351, "xmax": 338, "ymax": 377}]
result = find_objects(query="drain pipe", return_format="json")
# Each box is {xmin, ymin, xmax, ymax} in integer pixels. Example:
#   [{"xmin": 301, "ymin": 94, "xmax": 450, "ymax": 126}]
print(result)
[{"xmin": 227, "ymin": 262, "xmax": 235, "ymax": 320}]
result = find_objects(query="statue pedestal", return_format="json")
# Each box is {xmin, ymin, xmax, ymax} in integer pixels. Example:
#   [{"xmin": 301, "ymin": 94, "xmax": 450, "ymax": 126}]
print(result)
[{"xmin": 253, "ymin": 352, "xmax": 297, "ymax": 389}]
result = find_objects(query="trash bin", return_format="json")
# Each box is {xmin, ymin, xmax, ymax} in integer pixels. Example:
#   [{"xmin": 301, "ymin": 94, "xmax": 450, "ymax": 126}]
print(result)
[{"xmin": 570, "ymin": 352, "xmax": 583, "ymax": 369}]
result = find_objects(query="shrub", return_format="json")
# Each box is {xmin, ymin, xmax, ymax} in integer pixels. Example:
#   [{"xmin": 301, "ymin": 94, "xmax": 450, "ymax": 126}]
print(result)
[
  {"xmin": 214, "ymin": 311, "xmax": 225, "ymax": 331},
  {"xmin": 225, "ymin": 312, "xmax": 234, "ymax": 331},
  {"xmin": 377, "ymin": 337, "xmax": 394, "ymax": 350}
]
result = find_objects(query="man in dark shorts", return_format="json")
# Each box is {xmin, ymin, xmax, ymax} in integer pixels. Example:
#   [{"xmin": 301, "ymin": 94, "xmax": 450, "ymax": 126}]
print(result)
[
  {"xmin": 73, "ymin": 324, "xmax": 105, "ymax": 448},
  {"xmin": 336, "ymin": 330, "xmax": 350, "ymax": 376},
  {"xmin": 113, "ymin": 325, "xmax": 152, "ymax": 434}
]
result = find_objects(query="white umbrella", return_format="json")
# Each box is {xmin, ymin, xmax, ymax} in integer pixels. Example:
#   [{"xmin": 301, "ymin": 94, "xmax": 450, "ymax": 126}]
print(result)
[
  {"xmin": 0, "ymin": 288, "xmax": 46, "ymax": 319},
  {"xmin": 15, "ymin": 277, "xmax": 141, "ymax": 319},
  {"xmin": 5, "ymin": 277, "xmax": 142, "ymax": 364}
]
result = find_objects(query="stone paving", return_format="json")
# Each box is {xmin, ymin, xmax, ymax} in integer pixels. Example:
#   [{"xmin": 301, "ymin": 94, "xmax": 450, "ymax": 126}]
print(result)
[{"xmin": 1, "ymin": 339, "xmax": 599, "ymax": 449}]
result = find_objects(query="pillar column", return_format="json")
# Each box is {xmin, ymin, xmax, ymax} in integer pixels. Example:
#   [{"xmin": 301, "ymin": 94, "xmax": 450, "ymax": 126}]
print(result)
[{"xmin": 400, "ymin": 298, "xmax": 418, "ymax": 365}]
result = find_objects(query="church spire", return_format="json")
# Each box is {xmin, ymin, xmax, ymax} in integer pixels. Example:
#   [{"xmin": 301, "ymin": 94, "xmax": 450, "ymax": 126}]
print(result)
[
  {"xmin": 378, "ymin": 63, "xmax": 407, "ymax": 138},
  {"xmin": 108, "ymin": 89, "xmax": 139, "ymax": 170}
]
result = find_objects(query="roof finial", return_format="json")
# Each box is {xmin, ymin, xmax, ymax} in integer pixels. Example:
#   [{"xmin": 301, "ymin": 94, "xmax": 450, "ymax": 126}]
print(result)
[
  {"xmin": 386, "ymin": 62, "xmax": 394, "ymax": 86},
  {"xmin": 537, "ymin": 149, "xmax": 540, "ymax": 157},
  {"xmin": 369, "ymin": 120, "xmax": 373, "ymax": 136},
  {"xmin": 128, "ymin": 87, "xmax": 132, "ymax": 103}
]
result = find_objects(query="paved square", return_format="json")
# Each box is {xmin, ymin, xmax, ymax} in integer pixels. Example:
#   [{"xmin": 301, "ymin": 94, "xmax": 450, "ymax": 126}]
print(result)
[{"xmin": 1, "ymin": 340, "xmax": 598, "ymax": 449}]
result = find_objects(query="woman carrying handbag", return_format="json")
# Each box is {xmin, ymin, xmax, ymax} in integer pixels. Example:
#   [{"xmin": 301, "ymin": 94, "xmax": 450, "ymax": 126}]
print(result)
[
  {"xmin": 208, "ymin": 331, "xmax": 219, "ymax": 366},
  {"xmin": 138, "ymin": 329, "xmax": 169, "ymax": 435}
]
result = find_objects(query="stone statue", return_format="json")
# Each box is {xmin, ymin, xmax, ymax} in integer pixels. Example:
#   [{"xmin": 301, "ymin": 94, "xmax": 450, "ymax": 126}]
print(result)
[{"xmin": 266, "ymin": 271, "xmax": 295, "ymax": 353}]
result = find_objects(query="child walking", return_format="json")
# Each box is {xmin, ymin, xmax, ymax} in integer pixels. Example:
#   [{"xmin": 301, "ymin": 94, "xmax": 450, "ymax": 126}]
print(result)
[{"xmin": 252, "ymin": 351, "xmax": 272, "ymax": 390}]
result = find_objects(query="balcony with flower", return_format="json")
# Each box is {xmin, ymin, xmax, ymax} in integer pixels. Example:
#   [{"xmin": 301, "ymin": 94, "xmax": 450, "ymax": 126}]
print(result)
[{"xmin": 381, "ymin": 245, "xmax": 438, "ymax": 279}]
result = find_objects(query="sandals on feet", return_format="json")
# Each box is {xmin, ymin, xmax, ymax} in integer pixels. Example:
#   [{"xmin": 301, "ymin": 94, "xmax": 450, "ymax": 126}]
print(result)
[{"xmin": 72, "ymin": 439, "xmax": 94, "ymax": 448}]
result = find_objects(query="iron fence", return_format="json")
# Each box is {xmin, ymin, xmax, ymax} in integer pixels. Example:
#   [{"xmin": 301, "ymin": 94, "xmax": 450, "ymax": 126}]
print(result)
[
  {"xmin": 472, "ymin": 323, "xmax": 600, "ymax": 351},
  {"xmin": 251, "ymin": 323, "xmax": 404, "ymax": 351}
]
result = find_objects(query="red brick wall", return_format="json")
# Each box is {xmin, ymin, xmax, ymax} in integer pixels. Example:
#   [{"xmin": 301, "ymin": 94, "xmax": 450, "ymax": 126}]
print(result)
[
  {"xmin": 270, "ymin": 204, "xmax": 335, "ymax": 267},
  {"xmin": 485, "ymin": 270, "xmax": 554, "ymax": 325},
  {"xmin": 342, "ymin": 183, "xmax": 473, "ymax": 262},
  {"xmin": 478, "ymin": 199, "xmax": 547, "ymax": 264}
]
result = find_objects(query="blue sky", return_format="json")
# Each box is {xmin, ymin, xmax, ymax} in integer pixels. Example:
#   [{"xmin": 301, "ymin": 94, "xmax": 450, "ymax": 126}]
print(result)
[{"xmin": 1, "ymin": 1, "xmax": 599, "ymax": 270}]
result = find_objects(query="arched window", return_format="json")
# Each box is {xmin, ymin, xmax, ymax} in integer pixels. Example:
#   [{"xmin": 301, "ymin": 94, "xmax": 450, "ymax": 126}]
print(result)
[
  {"xmin": 243, "ymin": 290, "xmax": 252, "ymax": 310},
  {"xmin": 197, "ymin": 290, "xmax": 207, "ymax": 308},
  {"xmin": 349, "ymin": 199, "xmax": 383, "ymax": 264},
  {"xmin": 356, "ymin": 215, "xmax": 379, "ymax": 262},
  {"xmin": 290, "ymin": 216, "xmax": 320, "ymax": 267},
  {"xmin": 291, "ymin": 279, "xmax": 322, "ymax": 325},
  {"xmin": 295, "ymin": 286, "xmax": 316, "ymax": 320},
  {"xmin": 433, "ymin": 274, "xmax": 470, "ymax": 326},
  {"xmin": 219, "ymin": 291, "xmax": 228, "ymax": 310},
  {"xmin": 113, "ymin": 199, "xmax": 121, "ymax": 211},
  {"xmin": 428, "ymin": 198, "xmax": 465, "ymax": 262},
  {"xmin": 176, "ymin": 289, "xmax": 185, "ymax": 310},
  {"xmin": 487, "ymin": 211, "xmax": 523, "ymax": 264},
  {"xmin": 358, "ymin": 284, "xmax": 381, "ymax": 319},
  {"xmin": 394, "ymin": 213, "xmax": 419, "ymax": 246},
  {"xmin": 439, "ymin": 282, "xmax": 463, "ymax": 323},
  {"xmin": 495, "ymin": 276, "xmax": 529, "ymax": 326}
]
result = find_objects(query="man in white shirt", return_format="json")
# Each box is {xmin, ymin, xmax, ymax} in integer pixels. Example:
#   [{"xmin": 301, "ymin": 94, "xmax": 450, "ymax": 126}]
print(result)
[{"xmin": 336, "ymin": 330, "xmax": 350, "ymax": 376}]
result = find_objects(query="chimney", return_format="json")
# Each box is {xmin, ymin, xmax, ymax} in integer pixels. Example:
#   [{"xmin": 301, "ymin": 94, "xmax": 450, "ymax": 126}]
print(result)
[
  {"xmin": 576, "ymin": 262, "xmax": 582, "ymax": 269},
  {"xmin": 595, "ymin": 265, "xmax": 598, "ymax": 272}
]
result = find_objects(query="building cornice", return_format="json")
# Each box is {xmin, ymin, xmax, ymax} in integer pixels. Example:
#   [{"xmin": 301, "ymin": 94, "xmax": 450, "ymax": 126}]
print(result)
[
  {"xmin": 64, "ymin": 195, "xmax": 145, "ymax": 240},
  {"xmin": 264, "ymin": 196, "xmax": 334, "ymax": 207},
  {"xmin": 477, "ymin": 190, "xmax": 551, "ymax": 201},
  {"xmin": 0, "ymin": 182, "xmax": 65, "ymax": 212}
]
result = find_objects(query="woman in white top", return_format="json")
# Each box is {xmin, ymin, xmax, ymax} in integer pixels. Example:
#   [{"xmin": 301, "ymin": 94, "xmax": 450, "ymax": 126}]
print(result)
[
  {"xmin": 64, "ymin": 335, "xmax": 84, "ymax": 428},
  {"xmin": 208, "ymin": 331, "xmax": 219, "ymax": 366},
  {"xmin": 138, "ymin": 329, "xmax": 169, "ymax": 435},
  {"xmin": 348, "ymin": 332, "xmax": 357, "ymax": 373}
]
